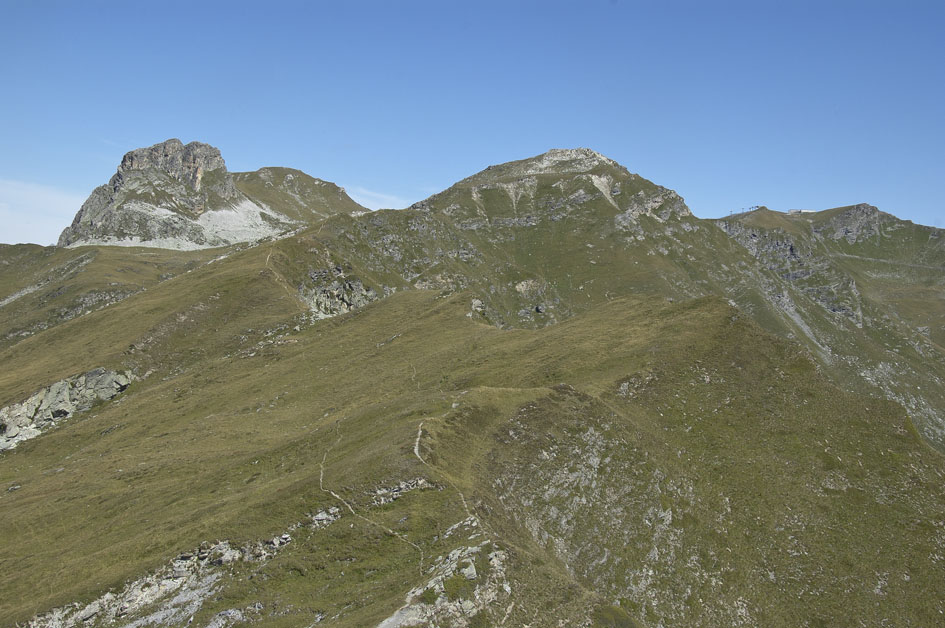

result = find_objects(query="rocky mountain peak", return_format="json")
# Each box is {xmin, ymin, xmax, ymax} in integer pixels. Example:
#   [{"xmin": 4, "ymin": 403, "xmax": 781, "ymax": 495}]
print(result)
[
  {"xmin": 58, "ymin": 140, "xmax": 365, "ymax": 250},
  {"xmin": 113, "ymin": 139, "xmax": 228, "ymax": 193},
  {"xmin": 412, "ymin": 148, "xmax": 691, "ymax": 225},
  {"xmin": 468, "ymin": 148, "xmax": 621, "ymax": 184},
  {"xmin": 841, "ymin": 203, "xmax": 881, "ymax": 217},
  {"xmin": 520, "ymin": 148, "xmax": 618, "ymax": 175},
  {"xmin": 815, "ymin": 203, "xmax": 894, "ymax": 244}
]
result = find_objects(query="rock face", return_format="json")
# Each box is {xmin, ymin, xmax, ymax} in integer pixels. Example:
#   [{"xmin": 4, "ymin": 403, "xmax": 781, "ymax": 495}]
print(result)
[
  {"xmin": 302, "ymin": 265, "xmax": 383, "ymax": 319},
  {"xmin": 58, "ymin": 140, "xmax": 366, "ymax": 250},
  {"xmin": 117, "ymin": 140, "xmax": 233, "ymax": 195},
  {"xmin": 717, "ymin": 214, "xmax": 864, "ymax": 327},
  {"xmin": 813, "ymin": 203, "xmax": 896, "ymax": 243},
  {"xmin": 0, "ymin": 368, "xmax": 134, "ymax": 450},
  {"xmin": 377, "ymin": 517, "xmax": 510, "ymax": 628},
  {"xmin": 309, "ymin": 278, "xmax": 378, "ymax": 318}
]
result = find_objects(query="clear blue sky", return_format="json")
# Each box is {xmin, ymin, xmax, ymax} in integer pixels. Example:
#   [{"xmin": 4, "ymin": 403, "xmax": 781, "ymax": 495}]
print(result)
[{"xmin": 1, "ymin": 0, "xmax": 943, "ymax": 244}]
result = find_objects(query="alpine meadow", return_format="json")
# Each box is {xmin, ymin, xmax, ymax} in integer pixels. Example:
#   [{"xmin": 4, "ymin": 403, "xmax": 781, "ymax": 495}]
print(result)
[{"xmin": 2, "ymin": 139, "xmax": 945, "ymax": 628}]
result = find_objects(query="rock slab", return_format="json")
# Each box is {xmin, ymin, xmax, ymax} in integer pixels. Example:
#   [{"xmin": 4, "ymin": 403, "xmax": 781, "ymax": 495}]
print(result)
[{"xmin": 0, "ymin": 368, "xmax": 134, "ymax": 451}]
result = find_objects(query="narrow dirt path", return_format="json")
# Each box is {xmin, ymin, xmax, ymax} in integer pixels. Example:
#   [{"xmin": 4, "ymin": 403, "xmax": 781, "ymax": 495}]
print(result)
[{"xmin": 319, "ymin": 422, "xmax": 425, "ymax": 575}]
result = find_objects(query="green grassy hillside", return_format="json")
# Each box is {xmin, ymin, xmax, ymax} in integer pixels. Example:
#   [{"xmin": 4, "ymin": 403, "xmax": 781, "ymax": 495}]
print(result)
[
  {"xmin": 234, "ymin": 167, "xmax": 367, "ymax": 222},
  {"xmin": 2, "ymin": 150, "xmax": 944, "ymax": 627}
]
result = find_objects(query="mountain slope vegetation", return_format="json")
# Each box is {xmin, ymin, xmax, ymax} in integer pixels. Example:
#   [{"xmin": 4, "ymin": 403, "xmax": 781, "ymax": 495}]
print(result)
[{"xmin": 1, "ymin": 146, "xmax": 943, "ymax": 627}]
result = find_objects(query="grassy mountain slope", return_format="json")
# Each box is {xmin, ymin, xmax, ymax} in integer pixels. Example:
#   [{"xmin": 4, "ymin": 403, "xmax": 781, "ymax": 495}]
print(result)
[
  {"xmin": 3, "ymin": 272, "xmax": 943, "ymax": 626},
  {"xmin": 0, "ymin": 244, "xmax": 220, "ymax": 355},
  {"xmin": 233, "ymin": 167, "xmax": 367, "ymax": 222},
  {"xmin": 716, "ymin": 205, "xmax": 945, "ymax": 449},
  {"xmin": 276, "ymin": 154, "xmax": 945, "ymax": 450},
  {"xmin": 1, "ymin": 149, "xmax": 944, "ymax": 627}
]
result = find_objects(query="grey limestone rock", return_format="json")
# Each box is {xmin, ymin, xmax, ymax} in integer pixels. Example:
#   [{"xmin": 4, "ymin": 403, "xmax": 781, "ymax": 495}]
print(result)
[
  {"xmin": 309, "ymin": 279, "xmax": 378, "ymax": 318},
  {"xmin": 614, "ymin": 188, "xmax": 691, "ymax": 227},
  {"xmin": 304, "ymin": 266, "xmax": 382, "ymax": 319},
  {"xmin": 377, "ymin": 534, "xmax": 510, "ymax": 628},
  {"xmin": 813, "ymin": 203, "xmax": 894, "ymax": 243},
  {"xmin": 370, "ymin": 477, "xmax": 433, "ymax": 506},
  {"xmin": 115, "ymin": 139, "xmax": 234, "ymax": 196},
  {"xmin": 26, "ymin": 493, "xmax": 346, "ymax": 628},
  {"xmin": 0, "ymin": 368, "xmax": 134, "ymax": 451},
  {"xmin": 57, "ymin": 139, "xmax": 294, "ymax": 250}
]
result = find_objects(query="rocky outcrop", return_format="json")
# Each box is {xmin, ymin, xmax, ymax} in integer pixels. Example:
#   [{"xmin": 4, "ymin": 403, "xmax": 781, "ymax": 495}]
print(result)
[
  {"xmin": 115, "ymin": 140, "xmax": 235, "ymax": 196},
  {"xmin": 57, "ymin": 139, "xmax": 364, "ymax": 251},
  {"xmin": 27, "ymin": 505, "xmax": 342, "ymax": 628},
  {"xmin": 614, "ymin": 187, "xmax": 691, "ymax": 225},
  {"xmin": 496, "ymin": 147, "xmax": 618, "ymax": 177},
  {"xmin": 377, "ymin": 517, "xmax": 510, "ymax": 628},
  {"xmin": 303, "ymin": 266, "xmax": 383, "ymax": 319},
  {"xmin": 58, "ymin": 140, "xmax": 260, "ymax": 248},
  {"xmin": 717, "ymin": 219, "xmax": 806, "ymax": 262},
  {"xmin": 464, "ymin": 148, "xmax": 622, "ymax": 181},
  {"xmin": 310, "ymin": 278, "xmax": 378, "ymax": 318},
  {"xmin": 813, "ymin": 204, "xmax": 895, "ymax": 243},
  {"xmin": 0, "ymin": 368, "xmax": 134, "ymax": 451},
  {"xmin": 370, "ymin": 477, "xmax": 433, "ymax": 506},
  {"xmin": 718, "ymin": 216, "xmax": 864, "ymax": 327}
]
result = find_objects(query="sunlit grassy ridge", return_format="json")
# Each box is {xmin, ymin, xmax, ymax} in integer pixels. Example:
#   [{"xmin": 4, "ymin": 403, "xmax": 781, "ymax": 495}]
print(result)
[
  {"xmin": 3, "ymin": 282, "xmax": 943, "ymax": 625},
  {"xmin": 1, "ymin": 151, "xmax": 944, "ymax": 626}
]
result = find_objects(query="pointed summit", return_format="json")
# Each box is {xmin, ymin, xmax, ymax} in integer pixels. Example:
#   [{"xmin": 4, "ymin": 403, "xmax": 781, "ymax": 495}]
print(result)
[
  {"xmin": 457, "ymin": 147, "xmax": 622, "ymax": 187},
  {"xmin": 417, "ymin": 147, "xmax": 691, "ymax": 222},
  {"xmin": 510, "ymin": 147, "xmax": 619, "ymax": 176}
]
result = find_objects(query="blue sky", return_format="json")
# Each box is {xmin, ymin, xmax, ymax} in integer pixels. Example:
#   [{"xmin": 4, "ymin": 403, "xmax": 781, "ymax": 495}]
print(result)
[{"xmin": 1, "ymin": 0, "xmax": 943, "ymax": 244}]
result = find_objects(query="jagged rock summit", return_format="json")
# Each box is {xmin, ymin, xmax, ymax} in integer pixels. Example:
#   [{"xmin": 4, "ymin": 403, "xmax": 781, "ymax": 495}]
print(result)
[
  {"xmin": 116, "ymin": 139, "xmax": 236, "ymax": 197},
  {"xmin": 58, "ymin": 139, "xmax": 365, "ymax": 250}
]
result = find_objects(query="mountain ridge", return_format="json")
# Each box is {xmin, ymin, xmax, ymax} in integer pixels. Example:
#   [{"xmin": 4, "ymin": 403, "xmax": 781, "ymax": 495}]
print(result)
[
  {"xmin": 2, "ymin": 141, "xmax": 944, "ymax": 627},
  {"xmin": 57, "ymin": 139, "xmax": 926, "ymax": 250}
]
